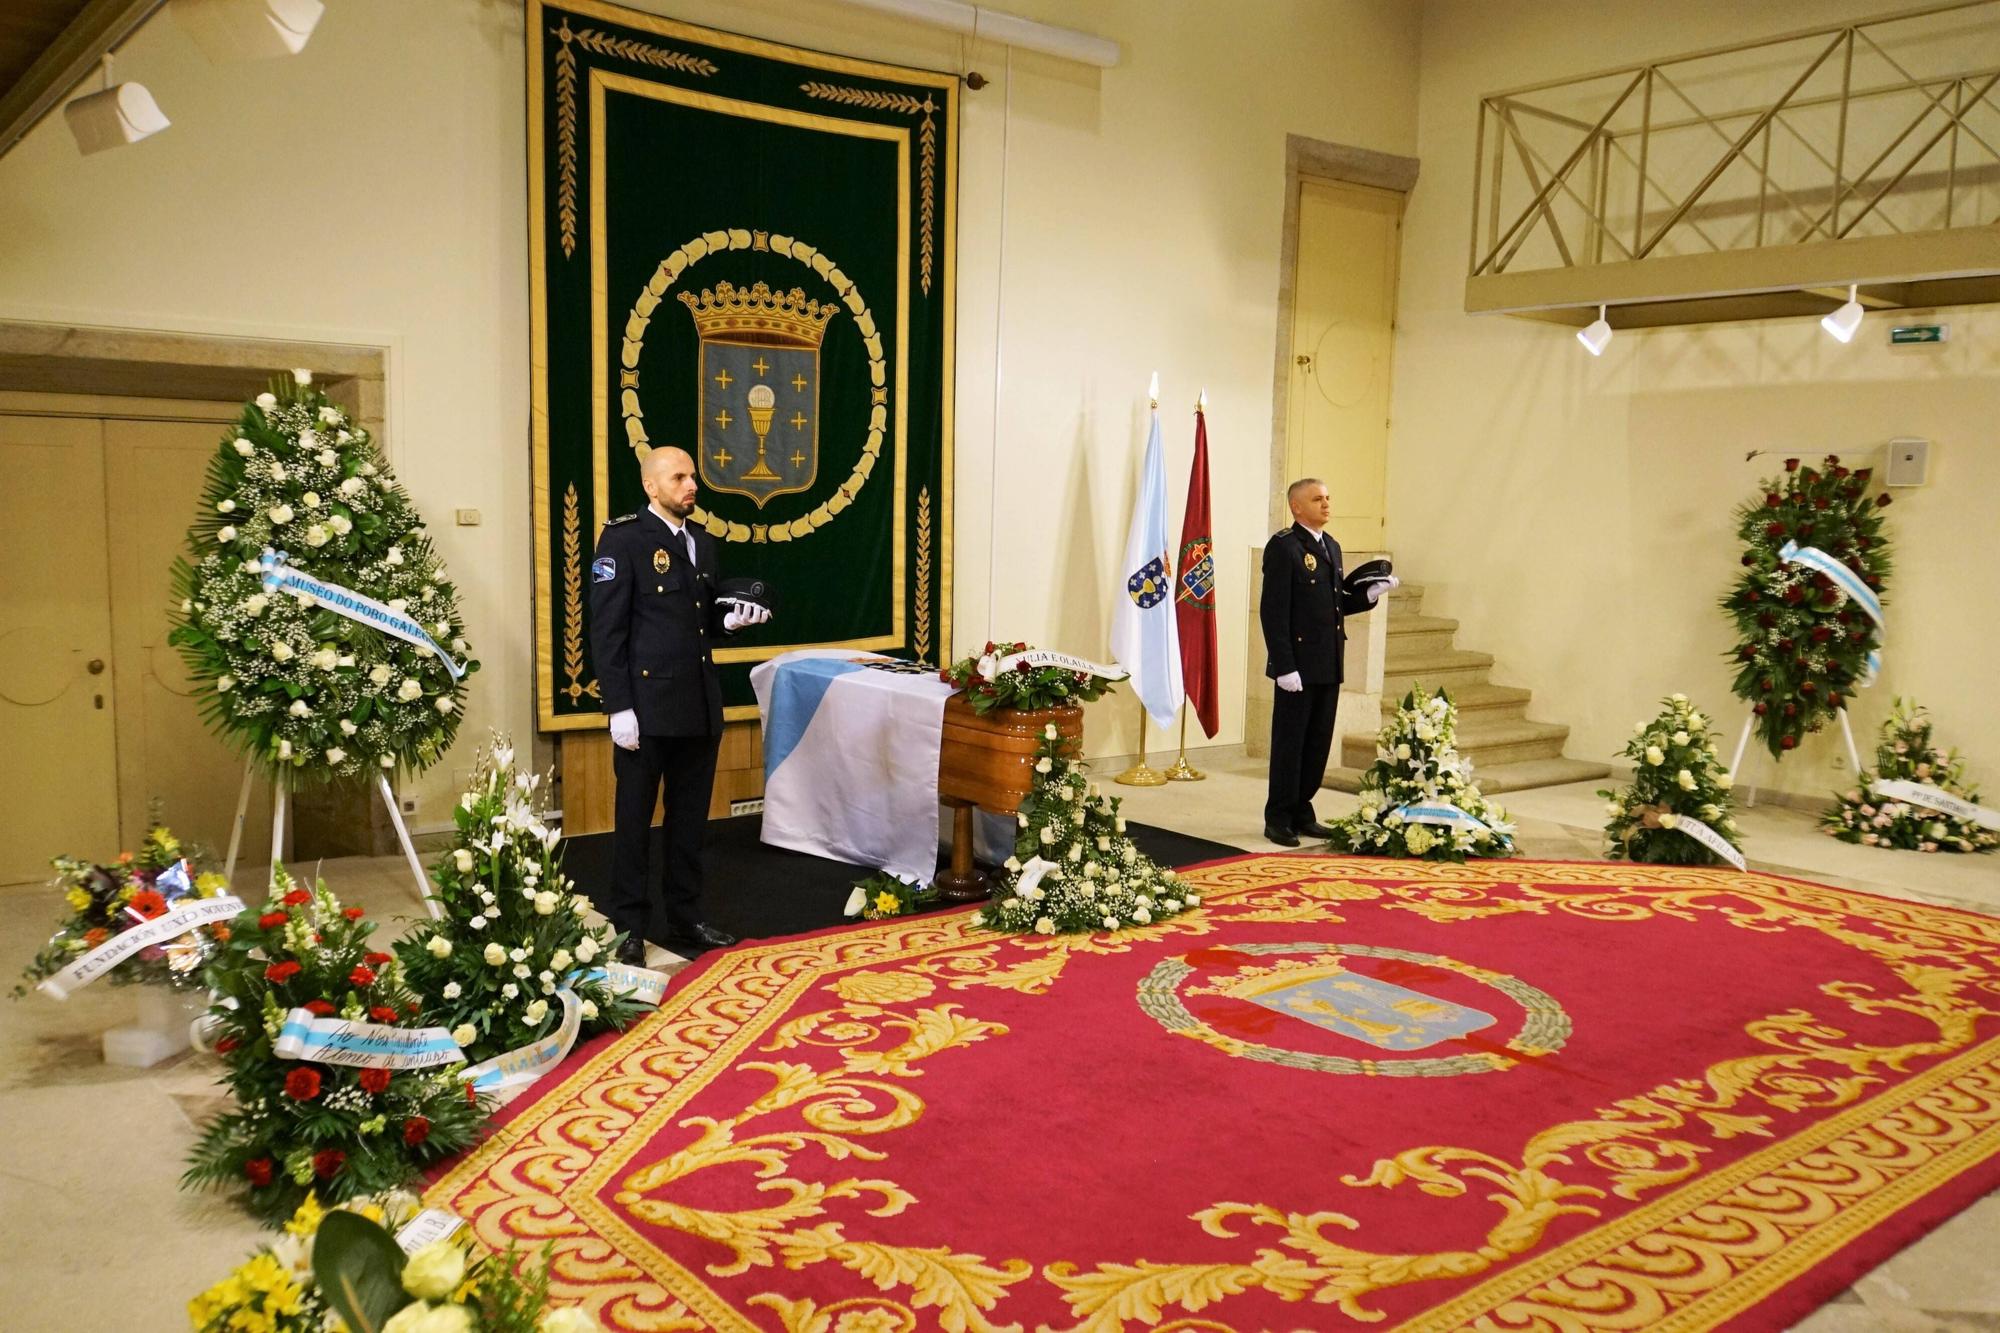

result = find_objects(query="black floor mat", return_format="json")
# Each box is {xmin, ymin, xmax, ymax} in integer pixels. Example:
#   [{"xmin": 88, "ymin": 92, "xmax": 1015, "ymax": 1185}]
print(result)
[{"xmin": 558, "ymin": 816, "xmax": 1241, "ymax": 944}]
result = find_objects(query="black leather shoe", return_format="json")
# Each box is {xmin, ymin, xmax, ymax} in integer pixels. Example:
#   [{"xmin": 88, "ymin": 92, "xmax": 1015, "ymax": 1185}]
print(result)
[
  {"xmin": 1263, "ymin": 825, "xmax": 1301, "ymax": 847},
  {"xmin": 614, "ymin": 936, "xmax": 645, "ymax": 966},
  {"xmin": 1295, "ymin": 819, "xmax": 1336, "ymax": 838},
  {"xmin": 650, "ymin": 921, "xmax": 739, "ymax": 955}
]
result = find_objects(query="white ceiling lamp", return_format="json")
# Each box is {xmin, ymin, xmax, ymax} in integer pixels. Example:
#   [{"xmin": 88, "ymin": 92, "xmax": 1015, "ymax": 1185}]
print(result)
[
  {"xmin": 64, "ymin": 54, "xmax": 169, "ymax": 156},
  {"xmin": 1576, "ymin": 304, "xmax": 1613, "ymax": 356},
  {"xmin": 1820, "ymin": 285, "xmax": 1864, "ymax": 343},
  {"xmin": 829, "ymin": 0, "xmax": 1120, "ymax": 67},
  {"xmin": 170, "ymin": 0, "xmax": 324, "ymax": 61}
]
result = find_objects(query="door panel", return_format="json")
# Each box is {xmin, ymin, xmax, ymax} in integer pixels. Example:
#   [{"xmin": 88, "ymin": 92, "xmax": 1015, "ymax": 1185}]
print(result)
[
  {"xmin": 1288, "ymin": 178, "xmax": 1402, "ymax": 550},
  {"xmin": 0, "ymin": 415, "xmax": 118, "ymax": 884},
  {"xmin": 105, "ymin": 416, "xmax": 271, "ymax": 863}
]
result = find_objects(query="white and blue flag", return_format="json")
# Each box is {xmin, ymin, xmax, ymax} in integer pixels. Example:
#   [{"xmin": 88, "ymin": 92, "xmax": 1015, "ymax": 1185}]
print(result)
[
  {"xmin": 751, "ymin": 650, "xmax": 959, "ymax": 885},
  {"xmin": 1111, "ymin": 410, "xmax": 1184, "ymax": 728}
]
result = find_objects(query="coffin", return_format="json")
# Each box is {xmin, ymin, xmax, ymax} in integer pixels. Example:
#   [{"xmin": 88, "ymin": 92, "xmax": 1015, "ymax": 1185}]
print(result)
[{"xmin": 936, "ymin": 697, "xmax": 1083, "ymax": 814}]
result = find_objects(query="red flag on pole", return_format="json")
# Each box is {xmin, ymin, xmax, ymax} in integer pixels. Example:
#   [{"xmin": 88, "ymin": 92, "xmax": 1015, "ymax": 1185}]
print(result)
[{"xmin": 1174, "ymin": 399, "xmax": 1220, "ymax": 737}]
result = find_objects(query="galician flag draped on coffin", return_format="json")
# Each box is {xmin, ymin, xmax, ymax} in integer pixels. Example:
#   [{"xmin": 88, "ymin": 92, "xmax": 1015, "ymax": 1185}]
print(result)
[
  {"xmin": 1175, "ymin": 400, "xmax": 1219, "ymax": 738},
  {"xmin": 1111, "ymin": 406, "xmax": 1183, "ymax": 728},
  {"xmin": 751, "ymin": 650, "xmax": 959, "ymax": 885}
]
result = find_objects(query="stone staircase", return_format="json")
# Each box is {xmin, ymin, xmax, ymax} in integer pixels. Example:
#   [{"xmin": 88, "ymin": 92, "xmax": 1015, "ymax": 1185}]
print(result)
[{"xmin": 1323, "ymin": 583, "xmax": 1611, "ymax": 795}]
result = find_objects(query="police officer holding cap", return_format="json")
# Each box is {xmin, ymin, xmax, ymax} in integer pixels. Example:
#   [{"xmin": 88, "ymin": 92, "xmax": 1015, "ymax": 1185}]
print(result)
[
  {"xmin": 1259, "ymin": 477, "xmax": 1397, "ymax": 846},
  {"xmin": 589, "ymin": 445, "xmax": 773, "ymax": 964}
]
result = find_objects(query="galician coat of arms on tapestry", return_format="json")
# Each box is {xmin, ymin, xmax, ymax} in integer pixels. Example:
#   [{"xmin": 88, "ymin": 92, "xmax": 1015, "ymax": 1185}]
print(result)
[{"xmin": 679, "ymin": 281, "xmax": 837, "ymax": 509}]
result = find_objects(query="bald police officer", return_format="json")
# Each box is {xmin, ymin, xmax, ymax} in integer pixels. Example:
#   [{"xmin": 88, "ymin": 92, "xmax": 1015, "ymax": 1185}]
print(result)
[
  {"xmin": 589, "ymin": 446, "xmax": 772, "ymax": 965},
  {"xmin": 1259, "ymin": 477, "xmax": 1397, "ymax": 846}
]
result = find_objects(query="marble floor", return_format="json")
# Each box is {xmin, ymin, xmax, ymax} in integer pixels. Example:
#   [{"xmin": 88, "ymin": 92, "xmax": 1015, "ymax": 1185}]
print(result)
[{"xmin": 1, "ymin": 748, "xmax": 1994, "ymax": 1331}]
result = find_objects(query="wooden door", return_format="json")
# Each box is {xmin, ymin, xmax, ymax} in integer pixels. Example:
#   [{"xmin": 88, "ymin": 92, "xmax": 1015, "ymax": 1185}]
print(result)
[
  {"xmin": 0, "ymin": 414, "xmax": 119, "ymax": 883},
  {"xmin": 1286, "ymin": 178, "xmax": 1402, "ymax": 550},
  {"xmin": 104, "ymin": 414, "xmax": 272, "ymax": 861}
]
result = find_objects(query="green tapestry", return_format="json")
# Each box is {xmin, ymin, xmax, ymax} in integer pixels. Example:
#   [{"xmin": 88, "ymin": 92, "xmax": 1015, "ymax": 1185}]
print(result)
[{"xmin": 529, "ymin": 0, "xmax": 956, "ymax": 729}]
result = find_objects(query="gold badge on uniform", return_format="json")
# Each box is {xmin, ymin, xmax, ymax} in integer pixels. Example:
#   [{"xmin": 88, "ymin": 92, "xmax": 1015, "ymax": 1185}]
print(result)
[
  {"xmin": 1303, "ymin": 552, "xmax": 1318, "ymax": 571},
  {"xmin": 653, "ymin": 548, "xmax": 672, "ymax": 573}
]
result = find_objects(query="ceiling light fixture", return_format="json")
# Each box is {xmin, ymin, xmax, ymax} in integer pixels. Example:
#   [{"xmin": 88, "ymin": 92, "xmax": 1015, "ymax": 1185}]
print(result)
[
  {"xmin": 64, "ymin": 54, "xmax": 169, "ymax": 156},
  {"xmin": 170, "ymin": 0, "xmax": 324, "ymax": 61},
  {"xmin": 1821, "ymin": 285, "xmax": 1864, "ymax": 343},
  {"xmin": 1577, "ymin": 304, "xmax": 1613, "ymax": 356}
]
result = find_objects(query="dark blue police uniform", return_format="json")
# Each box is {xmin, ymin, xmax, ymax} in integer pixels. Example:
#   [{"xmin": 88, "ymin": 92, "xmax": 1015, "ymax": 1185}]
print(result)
[{"xmin": 1258, "ymin": 523, "xmax": 1379, "ymax": 833}]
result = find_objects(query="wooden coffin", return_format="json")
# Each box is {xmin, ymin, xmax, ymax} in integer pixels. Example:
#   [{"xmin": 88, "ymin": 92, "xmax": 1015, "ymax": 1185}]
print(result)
[{"xmin": 936, "ymin": 697, "xmax": 1083, "ymax": 815}]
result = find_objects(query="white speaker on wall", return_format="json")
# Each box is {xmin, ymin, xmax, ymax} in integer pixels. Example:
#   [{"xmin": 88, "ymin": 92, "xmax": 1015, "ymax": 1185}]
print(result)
[{"xmin": 1885, "ymin": 437, "xmax": 1930, "ymax": 488}]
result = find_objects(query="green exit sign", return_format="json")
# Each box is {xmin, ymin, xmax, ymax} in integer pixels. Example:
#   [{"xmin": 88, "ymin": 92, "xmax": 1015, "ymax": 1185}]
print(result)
[{"xmin": 1890, "ymin": 324, "xmax": 1948, "ymax": 344}]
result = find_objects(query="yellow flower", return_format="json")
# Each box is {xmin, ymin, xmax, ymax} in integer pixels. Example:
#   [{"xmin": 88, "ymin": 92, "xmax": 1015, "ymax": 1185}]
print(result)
[
  {"xmin": 151, "ymin": 827, "xmax": 181, "ymax": 855},
  {"xmin": 195, "ymin": 871, "xmax": 229, "ymax": 897},
  {"xmin": 872, "ymin": 890, "xmax": 901, "ymax": 916},
  {"xmin": 283, "ymin": 1192, "xmax": 325, "ymax": 1237},
  {"xmin": 64, "ymin": 887, "xmax": 91, "ymax": 913}
]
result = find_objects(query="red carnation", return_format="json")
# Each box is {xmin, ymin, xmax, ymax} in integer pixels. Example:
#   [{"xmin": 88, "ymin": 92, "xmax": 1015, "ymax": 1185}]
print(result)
[
  {"xmin": 1830, "ymin": 692, "xmax": 1843, "ymax": 705},
  {"xmin": 1876, "ymin": 493, "xmax": 1893, "ymax": 507},
  {"xmin": 282, "ymin": 890, "xmax": 309, "ymax": 906},
  {"xmin": 349, "ymin": 965, "xmax": 376, "ymax": 986},
  {"xmin": 1739, "ymin": 553, "xmax": 1754, "ymax": 566},
  {"xmin": 369, "ymin": 1006, "xmax": 399, "ymax": 1023},
  {"xmin": 303, "ymin": 999, "xmax": 335, "ymax": 1017},
  {"xmin": 1811, "ymin": 626, "xmax": 1831, "ymax": 642},
  {"xmin": 1777, "ymin": 637, "xmax": 1794, "ymax": 651},
  {"xmin": 1745, "ymin": 590, "xmax": 1760, "ymax": 603},
  {"xmin": 1783, "ymin": 586, "xmax": 1804, "ymax": 603},
  {"xmin": 1763, "ymin": 493, "xmax": 1781, "ymax": 507},
  {"xmin": 264, "ymin": 960, "xmax": 302, "ymax": 984},
  {"xmin": 1753, "ymin": 702, "xmax": 1769, "ymax": 715},
  {"xmin": 1784, "ymin": 458, "xmax": 1800, "ymax": 471},
  {"xmin": 1759, "ymin": 679, "xmax": 1773, "ymax": 692},
  {"xmin": 312, "ymin": 1149, "xmax": 345, "ymax": 1179},
  {"xmin": 258, "ymin": 912, "xmax": 287, "ymax": 930},
  {"xmin": 1764, "ymin": 522, "xmax": 1785, "ymax": 538},
  {"xmin": 405, "ymin": 1001, "xmax": 422, "ymax": 1016},
  {"xmin": 1737, "ymin": 646, "xmax": 1756, "ymax": 660},
  {"xmin": 244, "ymin": 1157, "xmax": 274, "ymax": 1188},
  {"xmin": 1827, "ymin": 454, "xmax": 1840, "ymax": 464},
  {"xmin": 214, "ymin": 1035, "xmax": 240, "ymax": 1054},
  {"xmin": 464, "ymin": 1080, "xmax": 478, "ymax": 1104},
  {"xmin": 1856, "ymin": 467, "xmax": 1872, "ymax": 481},
  {"xmin": 359, "ymin": 1066, "xmax": 392, "ymax": 1094},
  {"xmin": 1801, "ymin": 681, "xmax": 1817, "ymax": 695},
  {"xmin": 284, "ymin": 1067, "xmax": 322, "ymax": 1100},
  {"xmin": 1781, "ymin": 735, "xmax": 1798, "ymax": 750},
  {"xmin": 364, "ymin": 951, "xmax": 392, "ymax": 966},
  {"xmin": 343, "ymin": 907, "xmax": 365, "ymax": 920},
  {"xmin": 403, "ymin": 1116, "xmax": 432, "ymax": 1146},
  {"xmin": 1832, "ymin": 466, "xmax": 1848, "ymax": 478}
]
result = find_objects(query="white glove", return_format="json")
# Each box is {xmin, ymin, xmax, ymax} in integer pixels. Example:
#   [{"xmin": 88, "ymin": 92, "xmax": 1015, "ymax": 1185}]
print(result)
[
  {"xmin": 609, "ymin": 708, "xmax": 640, "ymax": 751},
  {"xmin": 1365, "ymin": 573, "xmax": 1401, "ymax": 605},
  {"xmin": 1276, "ymin": 671, "xmax": 1303, "ymax": 693},
  {"xmin": 723, "ymin": 602, "xmax": 772, "ymax": 632}
]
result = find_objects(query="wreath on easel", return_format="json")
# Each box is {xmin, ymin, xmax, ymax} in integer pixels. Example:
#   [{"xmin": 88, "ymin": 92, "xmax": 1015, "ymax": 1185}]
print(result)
[
  {"xmin": 169, "ymin": 373, "xmax": 477, "ymax": 783},
  {"xmin": 1719, "ymin": 453, "xmax": 1891, "ymax": 759}
]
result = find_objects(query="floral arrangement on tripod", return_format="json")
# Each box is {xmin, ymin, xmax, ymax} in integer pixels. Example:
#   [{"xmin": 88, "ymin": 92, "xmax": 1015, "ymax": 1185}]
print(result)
[
  {"xmin": 941, "ymin": 641, "xmax": 1122, "ymax": 716},
  {"xmin": 14, "ymin": 823, "xmax": 231, "ymax": 997},
  {"xmin": 396, "ymin": 738, "xmax": 646, "ymax": 1063},
  {"xmin": 169, "ymin": 370, "xmax": 478, "ymax": 783}
]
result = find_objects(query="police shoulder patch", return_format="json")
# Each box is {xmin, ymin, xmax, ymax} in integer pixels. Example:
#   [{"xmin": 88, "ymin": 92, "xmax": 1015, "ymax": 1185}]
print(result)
[
  {"xmin": 591, "ymin": 556, "xmax": 617, "ymax": 583},
  {"xmin": 602, "ymin": 512, "xmax": 639, "ymax": 527}
]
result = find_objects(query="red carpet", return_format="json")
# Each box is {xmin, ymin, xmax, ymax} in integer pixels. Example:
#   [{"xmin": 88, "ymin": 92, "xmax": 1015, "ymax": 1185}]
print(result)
[{"xmin": 429, "ymin": 855, "xmax": 2000, "ymax": 1331}]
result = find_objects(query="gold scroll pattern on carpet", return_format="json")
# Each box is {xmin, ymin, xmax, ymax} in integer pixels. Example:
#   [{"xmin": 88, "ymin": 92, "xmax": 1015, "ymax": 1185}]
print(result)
[{"xmin": 430, "ymin": 859, "xmax": 2000, "ymax": 1332}]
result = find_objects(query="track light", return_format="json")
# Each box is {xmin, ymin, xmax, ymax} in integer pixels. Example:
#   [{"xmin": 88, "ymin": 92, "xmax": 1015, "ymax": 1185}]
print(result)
[
  {"xmin": 170, "ymin": 0, "xmax": 323, "ymax": 60},
  {"xmin": 64, "ymin": 55, "xmax": 169, "ymax": 155},
  {"xmin": 1576, "ymin": 304, "xmax": 1612, "ymax": 356},
  {"xmin": 1821, "ymin": 285, "xmax": 1864, "ymax": 343}
]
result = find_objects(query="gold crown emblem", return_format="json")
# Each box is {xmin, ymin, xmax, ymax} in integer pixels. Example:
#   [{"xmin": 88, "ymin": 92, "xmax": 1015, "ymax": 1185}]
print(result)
[{"xmin": 676, "ymin": 281, "xmax": 838, "ymax": 348}]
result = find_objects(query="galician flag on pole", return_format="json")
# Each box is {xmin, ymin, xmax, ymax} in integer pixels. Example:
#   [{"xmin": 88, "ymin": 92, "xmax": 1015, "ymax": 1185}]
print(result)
[
  {"xmin": 1111, "ymin": 383, "xmax": 1183, "ymax": 728},
  {"xmin": 1175, "ymin": 393, "xmax": 1219, "ymax": 738}
]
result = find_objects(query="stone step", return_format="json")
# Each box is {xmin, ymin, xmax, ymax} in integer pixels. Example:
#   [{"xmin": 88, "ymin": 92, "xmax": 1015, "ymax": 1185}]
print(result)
[
  {"xmin": 1387, "ymin": 583, "xmax": 1425, "ymax": 610},
  {"xmin": 1340, "ymin": 718, "xmax": 1572, "ymax": 771},
  {"xmin": 1384, "ymin": 614, "xmax": 1459, "ymax": 657},
  {"xmin": 1433, "ymin": 682, "xmax": 1534, "ymax": 717},
  {"xmin": 1320, "ymin": 755, "xmax": 1612, "ymax": 796},
  {"xmin": 1382, "ymin": 648, "xmax": 1493, "ymax": 693}
]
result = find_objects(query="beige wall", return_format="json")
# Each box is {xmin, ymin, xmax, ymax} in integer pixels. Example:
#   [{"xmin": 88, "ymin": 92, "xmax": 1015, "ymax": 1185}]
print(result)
[
  {"xmin": 1394, "ymin": 0, "xmax": 2000, "ymax": 800},
  {"xmin": 0, "ymin": 0, "xmax": 1421, "ymax": 831}
]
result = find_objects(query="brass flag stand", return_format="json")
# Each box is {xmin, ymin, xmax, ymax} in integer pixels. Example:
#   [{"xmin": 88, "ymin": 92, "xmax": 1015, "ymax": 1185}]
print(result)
[
  {"xmin": 1115, "ymin": 699, "xmax": 1168, "ymax": 786},
  {"xmin": 1164, "ymin": 709, "xmax": 1206, "ymax": 781}
]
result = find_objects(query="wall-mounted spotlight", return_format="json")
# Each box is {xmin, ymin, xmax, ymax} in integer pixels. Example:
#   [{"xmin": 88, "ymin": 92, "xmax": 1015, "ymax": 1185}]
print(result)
[
  {"xmin": 64, "ymin": 55, "xmax": 169, "ymax": 155},
  {"xmin": 1821, "ymin": 285, "xmax": 1864, "ymax": 343},
  {"xmin": 170, "ymin": 0, "xmax": 323, "ymax": 61},
  {"xmin": 1577, "ymin": 304, "xmax": 1613, "ymax": 356}
]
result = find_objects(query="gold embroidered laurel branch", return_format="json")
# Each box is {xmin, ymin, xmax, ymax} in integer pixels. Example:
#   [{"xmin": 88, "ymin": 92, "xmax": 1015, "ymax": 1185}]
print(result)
[{"xmin": 799, "ymin": 81, "xmax": 936, "ymax": 295}]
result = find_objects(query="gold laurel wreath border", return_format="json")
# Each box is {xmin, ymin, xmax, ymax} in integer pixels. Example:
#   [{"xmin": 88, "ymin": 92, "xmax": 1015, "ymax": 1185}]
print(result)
[
  {"xmin": 559, "ymin": 483, "xmax": 599, "ymax": 703},
  {"xmin": 552, "ymin": 19, "xmax": 718, "ymax": 259},
  {"xmin": 621, "ymin": 228, "xmax": 888, "ymax": 546},
  {"xmin": 798, "ymin": 82, "xmax": 936, "ymax": 296},
  {"xmin": 424, "ymin": 857, "xmax": 2000, "ymax": 1332},
  {"xmin": 914, "ymin": 485, "xmax": 932, "ymax": 662}
]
